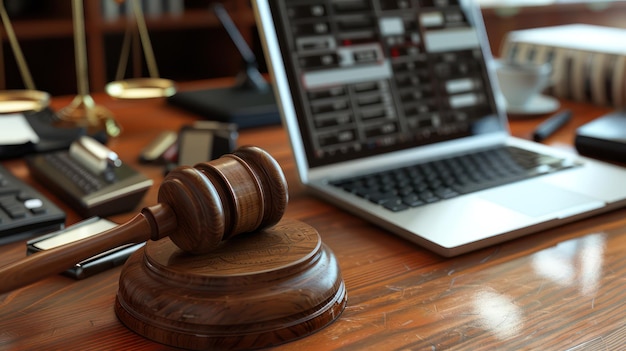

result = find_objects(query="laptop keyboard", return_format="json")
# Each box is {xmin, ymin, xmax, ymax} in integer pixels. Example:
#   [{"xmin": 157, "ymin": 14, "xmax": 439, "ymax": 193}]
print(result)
[{"xmin": 330, "ymin": 146, "xmax": 579, "ymax": 212}]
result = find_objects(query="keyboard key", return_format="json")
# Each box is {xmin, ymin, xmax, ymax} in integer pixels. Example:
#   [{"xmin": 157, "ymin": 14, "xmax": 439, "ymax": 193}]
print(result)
[
  {"xmin": 383, "ymin": 200, "xmax": 409, "ymax": 212},
  {"xmin": 30, "ymin": 206, "xmax": 48, "ymax": 215},
  {"xmin": 0, "ymin": 182, "xmax": 20, "ymax": 195},
  {"xmin": 24, "ymin": 198, "xmax": 44, "ymax": 210},
  {"xmin": 402, "ymin": 194, "xmax": 424, "ymax": 207},
  {"xmin": 8, "ymin": 208, "xmax": 26, "ymax": 219}
]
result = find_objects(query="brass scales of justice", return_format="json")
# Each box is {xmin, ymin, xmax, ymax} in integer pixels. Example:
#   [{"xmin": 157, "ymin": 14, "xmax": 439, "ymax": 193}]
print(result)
[
  {"xmin": 56, "ymin": 0, "xmax": 177, "ymax": 139},
  {"xmin": 0, "ymin": 146, "xmax": 347, "ymax": 350}
]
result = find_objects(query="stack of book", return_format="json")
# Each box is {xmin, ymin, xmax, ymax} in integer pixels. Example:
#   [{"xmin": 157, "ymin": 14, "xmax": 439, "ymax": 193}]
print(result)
[
  {"xmin": 101, "ymin": 0, "xmax": 185, "ymax": 21},
  {"xmin": 500, "ymin": 24, "xmax": 626, "ymax": 107}
]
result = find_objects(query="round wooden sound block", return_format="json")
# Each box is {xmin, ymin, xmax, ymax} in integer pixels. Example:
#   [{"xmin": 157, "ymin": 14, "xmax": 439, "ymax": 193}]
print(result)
[{"xmin": 115, "ymin": 218, "xmax": 347, "ymax": 350}]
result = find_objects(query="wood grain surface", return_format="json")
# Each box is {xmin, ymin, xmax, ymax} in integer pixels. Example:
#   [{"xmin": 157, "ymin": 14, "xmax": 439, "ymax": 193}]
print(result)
[{"xmin": 0, "ymin": 85, "xmax": 624, "ymax": 350}]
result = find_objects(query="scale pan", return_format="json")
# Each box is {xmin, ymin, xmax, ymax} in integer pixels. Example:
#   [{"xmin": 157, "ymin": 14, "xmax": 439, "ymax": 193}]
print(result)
[
  {"xmin": 105, "ymin": 78, "xmax": 176, "ymax": 99},
  {"xmin": 0, "ymin": 90, "xmax": 50, "ymax": 114}
]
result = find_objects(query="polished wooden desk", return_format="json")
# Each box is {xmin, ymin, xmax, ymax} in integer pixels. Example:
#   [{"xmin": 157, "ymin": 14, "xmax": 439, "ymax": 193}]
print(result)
[{"xmin": 0, "ymin": 86, "xmax": 624, "ymax": 350}]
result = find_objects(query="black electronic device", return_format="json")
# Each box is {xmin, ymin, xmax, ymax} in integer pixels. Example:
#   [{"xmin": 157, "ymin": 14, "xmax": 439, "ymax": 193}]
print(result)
[
  {"xmin": 162, "ymin": 121, "xmax": 238, "ymax": 174},
  {"xmin": 0, "ymin": 107, "xmax": 85, "ymax": 159},
  {"xmin": 0, "ymin": 163, "xmax": 66, "ymax": 245},
  {"xmin": 575, "ymin": 110, "xmax": 626, "ymax": 163},
  {"xmin": 167, "ymin": 3, "xmax": 281, "ymax": 129},
  {"xmin": 176, "ymin": 121, "xmax": 238, "ymax": 166},
  {"xmin": 26, "ymin": 136, "xmax": 153, "ymax": 217},
  {"xmin": 27, "ymin": 217, "xmax": 144, "ymax": 279}
]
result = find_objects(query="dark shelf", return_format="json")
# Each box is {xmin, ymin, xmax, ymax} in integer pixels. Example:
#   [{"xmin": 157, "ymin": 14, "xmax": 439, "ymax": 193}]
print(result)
[{"xmin": 0, "ymin": 0, "xmax": 257, "ymax": 96}]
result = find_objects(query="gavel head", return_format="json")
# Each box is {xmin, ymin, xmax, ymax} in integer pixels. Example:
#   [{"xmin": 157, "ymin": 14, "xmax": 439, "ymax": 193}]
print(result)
[{"xmin": 156, "ymin": 146, "xmax": 288, "ymax": 254}]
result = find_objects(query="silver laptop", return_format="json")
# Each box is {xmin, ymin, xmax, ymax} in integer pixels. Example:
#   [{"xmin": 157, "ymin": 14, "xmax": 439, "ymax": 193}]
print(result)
[{"xmin": 251, "ymin": 0, "xmax": 626, "ymax": 256}]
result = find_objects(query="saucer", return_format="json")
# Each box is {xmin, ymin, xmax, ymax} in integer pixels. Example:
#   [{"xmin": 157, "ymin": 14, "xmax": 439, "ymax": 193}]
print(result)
[{"xmin": 506, "ymin": 94, "xmax": 560, "ymax": 117}]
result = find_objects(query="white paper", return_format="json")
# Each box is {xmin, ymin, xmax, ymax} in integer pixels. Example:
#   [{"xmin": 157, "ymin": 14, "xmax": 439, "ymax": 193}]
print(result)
[{"xmin": 0, "ymin": 113, "xmax": 40, "ymax": 145}]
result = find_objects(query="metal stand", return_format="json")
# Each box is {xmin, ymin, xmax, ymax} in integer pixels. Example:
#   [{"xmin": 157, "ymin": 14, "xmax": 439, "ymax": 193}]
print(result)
[
  {"xmin": 55, "ymin": 0, "xmax": 121, "ymax": 138},
  {"xmin": 105, "ymin": 0, "xmax": 176, "ymax": 100},
  {"xmin": 0, "ymin": 0, "xmax": 49, "ymax": 113}
]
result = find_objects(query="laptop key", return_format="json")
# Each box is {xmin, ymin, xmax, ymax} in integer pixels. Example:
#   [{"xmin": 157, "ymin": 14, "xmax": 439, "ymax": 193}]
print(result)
[
  {"xmin": 397, "ymin": 186, "xmax": 414, "ymax": 196},
  {"xmin": 383, "ymin": 200, "xmax": 409, "ymax": 212},
  {"xmin": 402, "ymin": 194, "xmax": 424, "ymax": 207},
  {"xmin": 418, "ymin": 191, "xmax": 440, "ymax": 203},
  {"xmin": 434, "ymin": 187, "xmax": 459, "ymax": 199},
  {"xmin": 368, "ymin": 192, "xmax": 400, "ymax": 205}
]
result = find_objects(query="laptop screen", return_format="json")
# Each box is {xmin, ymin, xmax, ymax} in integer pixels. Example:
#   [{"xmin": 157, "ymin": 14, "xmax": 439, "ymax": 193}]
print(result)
[{"xmin": 262, "ymin": 0, "xmax": 504, "ymax": 168}]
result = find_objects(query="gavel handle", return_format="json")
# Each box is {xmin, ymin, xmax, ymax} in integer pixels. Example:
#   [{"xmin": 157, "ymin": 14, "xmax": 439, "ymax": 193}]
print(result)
[{"xmin": 0, "ymin": 205, "xmax": 169, "ymax": 295}]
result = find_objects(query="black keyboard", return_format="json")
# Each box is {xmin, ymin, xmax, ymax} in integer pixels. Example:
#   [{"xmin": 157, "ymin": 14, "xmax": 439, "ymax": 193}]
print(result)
[
  {"xmin": 330, "ymin": 146, "xmax": 579, "ymax": 212},
  {"xmin": 0, "ymin": 163, "xmax": 65, "ymax": 243},
  {"xmin": 42, "ymin": 152, "xmax": 111, "ymax": 194}
]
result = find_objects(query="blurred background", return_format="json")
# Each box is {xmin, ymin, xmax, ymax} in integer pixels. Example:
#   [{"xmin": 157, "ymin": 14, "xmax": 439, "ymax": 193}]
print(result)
[{"xmin": 1, "ymin": 0, "xmax": 625, "ymax": 96}]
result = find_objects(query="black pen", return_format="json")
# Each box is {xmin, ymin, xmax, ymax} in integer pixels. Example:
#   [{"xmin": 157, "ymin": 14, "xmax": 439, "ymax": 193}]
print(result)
[{"xmin": 532, "ymin": 110, "xmax": 572, "ymax": 142}]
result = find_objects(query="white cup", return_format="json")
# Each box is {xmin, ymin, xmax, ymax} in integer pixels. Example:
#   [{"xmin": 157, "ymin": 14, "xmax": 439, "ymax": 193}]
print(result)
[{"xmin": 495, "ymin": 59, "xmax": 551, "ymax": 107}]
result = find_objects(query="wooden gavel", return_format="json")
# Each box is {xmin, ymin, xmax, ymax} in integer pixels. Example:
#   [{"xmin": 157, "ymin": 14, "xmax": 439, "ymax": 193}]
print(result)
[{"xmin": 0, "ymin": 146, "xmax": 288, "ymax": 294}]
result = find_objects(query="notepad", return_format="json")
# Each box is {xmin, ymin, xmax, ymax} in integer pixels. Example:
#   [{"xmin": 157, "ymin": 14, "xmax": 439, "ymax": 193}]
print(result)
[{"xmin": 0, "ymin": 113, "xmax": 39, "ymax": 145}]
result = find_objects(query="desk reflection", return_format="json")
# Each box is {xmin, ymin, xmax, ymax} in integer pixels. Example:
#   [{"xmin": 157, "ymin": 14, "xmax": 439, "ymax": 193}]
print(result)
[
  {"xmin": 532, "ymin": 233, "xmax": 605, "ymax": 296},
  {"xmin": 470, "ymin": 233, "xmax": 607, "ymax": 344}
]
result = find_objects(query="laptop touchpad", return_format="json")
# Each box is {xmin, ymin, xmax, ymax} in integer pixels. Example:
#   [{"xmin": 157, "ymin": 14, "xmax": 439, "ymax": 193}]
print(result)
[{"xmin": 479, "ymin": 181, "xmax": 605, "ymax": 218}]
